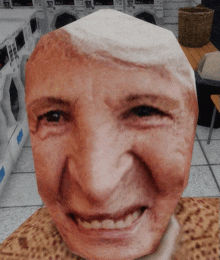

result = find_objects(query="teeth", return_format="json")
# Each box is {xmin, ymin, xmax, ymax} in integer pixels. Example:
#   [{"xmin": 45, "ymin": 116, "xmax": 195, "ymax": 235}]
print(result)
[
  {"xmin": 90, "ymin": 220, "xmax": 102, "ymax": 229},
  {"xmin": 102, "ymin": 219, "xmax": 115, "ymax": 229},
  {"xmin": 77, "ymin": 209, "xmax": 142, "ymax": 230},
  {"xmin": 133, "ymin": 210, "xmax": 141, "ymax": 219},
  {"xmin": 80, "ymin": 220, "xmax": 92, "ymax": 229},
  {"xmin": 115, "ymin": 219, "xmax": 126, "ymax": 229},
  {"xmin": 124, "ymin": 214, "xmax": 133, "ymax": 227}
]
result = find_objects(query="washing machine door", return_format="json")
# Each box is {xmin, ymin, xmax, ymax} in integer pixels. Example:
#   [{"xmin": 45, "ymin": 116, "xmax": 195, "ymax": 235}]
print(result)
[
  {"xmin": 1, "ymin": 74, "xmax": 26, "ymax": 127},
  {"xmin": 0, "ymin": 108, "xmax": 8, "ymax": 161},
  {"xmin": 135, "ymin": 12, "xmax": 156, "ymax": 24},
  {"xmin": 55, "ymin": 13, "xmax": 77, "ymax": 29},
  {"xmin": 20, "ymin": 54, "xmax": 29, "ymax": 86}
]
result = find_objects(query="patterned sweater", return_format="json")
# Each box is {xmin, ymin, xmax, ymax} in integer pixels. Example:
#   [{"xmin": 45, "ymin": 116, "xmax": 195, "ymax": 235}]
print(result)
[{"xmin": 0, "ymin": 198, "xmax": 219, "ymax": 260}]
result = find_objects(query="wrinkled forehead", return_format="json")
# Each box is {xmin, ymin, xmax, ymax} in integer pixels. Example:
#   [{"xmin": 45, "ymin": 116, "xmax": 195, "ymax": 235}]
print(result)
[
  {"xmin": 26, "ymin": 10, "xmax": 197, "ymax": 108},
  {"xmin": 27, "ymin": 10, "xmax": 195, "ymax": 90}
]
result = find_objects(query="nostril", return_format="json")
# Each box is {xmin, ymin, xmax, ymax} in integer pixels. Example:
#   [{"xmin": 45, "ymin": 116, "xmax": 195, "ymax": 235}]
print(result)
[
  {"xmin": 140, "ymin": 207, "xmax": 147, "ymax": 214},
  {"xmin": 69, "ymin": 213, "xmax": 77, "ymax": 224}
]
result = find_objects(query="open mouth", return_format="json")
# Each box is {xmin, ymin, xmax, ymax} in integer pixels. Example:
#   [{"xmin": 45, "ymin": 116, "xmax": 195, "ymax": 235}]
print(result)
[{"xmin": 69, "ymin": 207, "xmax": 147, "ymax": 230}]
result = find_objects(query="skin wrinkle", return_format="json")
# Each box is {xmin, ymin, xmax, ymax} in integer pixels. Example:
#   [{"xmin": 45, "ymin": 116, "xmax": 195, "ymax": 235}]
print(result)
[
  {"xmin": 25, "ymin": 22, "xmax": 198, "ymax": 260},
  {"xmin": 26, "ymin": 29, "xmax": 187, "ymax": 87},
  {"xmin": 33, "ymin": 32, "xmax": 177, "ymax": 95}
]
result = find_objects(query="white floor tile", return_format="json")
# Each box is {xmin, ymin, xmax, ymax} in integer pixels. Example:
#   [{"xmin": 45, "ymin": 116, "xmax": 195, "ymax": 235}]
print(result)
[
  {"xmin": 211, "ymin": 165, "xmax": 220, "ymax": 188},
  {"xmin": 182, "ymin": 166, "xmax": 220, "ymax": 197},
  {"xmin": 0, "ymin": 206, "xmax": 41, "ymax": 244},
  {"xmin": 191, "ymin": 141, "xmax": 207, "ymax": 165},
  {"xmin": 0, "ymin": 173, "xmax": 42, "ymax": 207},
  {"xmin": 196, "ymin": 125, "xmax": 220, "ymax": 141},
  {"xmin": 200, "ymin": 140, "xmax": 220, "ymax": 165},
  {"xmin": 12, "ymin": 147, "xmax": 35, "ymax": 173}
]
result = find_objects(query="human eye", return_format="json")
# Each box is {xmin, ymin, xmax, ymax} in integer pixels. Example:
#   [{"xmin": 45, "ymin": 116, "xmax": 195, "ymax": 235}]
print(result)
[
  {"xmin": 129, "ymin": 105, "xmax": 165, "ymax": 117},
  {"xmin": 38, "ymin": 110, "xmax": 65, "ymax": 124},
  {"xmin": 35, "ymin": 109, "xmax": 71, "ymax": 137},
  {"xmin": 123, "ymin": 105, "xmax": 172, "ymax": 128}
]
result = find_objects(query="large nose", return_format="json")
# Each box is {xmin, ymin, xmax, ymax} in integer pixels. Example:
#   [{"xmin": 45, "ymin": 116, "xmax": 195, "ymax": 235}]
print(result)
[{"xmin": 68, "ymin": 118, "xmax": 133, "ymax": 202}]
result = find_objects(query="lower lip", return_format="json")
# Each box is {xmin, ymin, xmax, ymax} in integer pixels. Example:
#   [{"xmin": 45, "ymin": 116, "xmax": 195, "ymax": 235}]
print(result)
[{"xmin": 67, "ymin": 208, "xmax": 147, "ymax": 239}]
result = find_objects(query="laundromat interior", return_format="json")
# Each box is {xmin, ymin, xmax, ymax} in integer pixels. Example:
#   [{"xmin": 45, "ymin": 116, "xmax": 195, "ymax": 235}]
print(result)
[{"xmin": 0, "ymin": 0, "xmax": 220, "ymax": 243}]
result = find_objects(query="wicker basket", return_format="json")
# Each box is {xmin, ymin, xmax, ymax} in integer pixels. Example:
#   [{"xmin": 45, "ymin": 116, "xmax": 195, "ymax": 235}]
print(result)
[{"xmin": 178, "ymin": 7, "xmax": 214, "ymax": 48}]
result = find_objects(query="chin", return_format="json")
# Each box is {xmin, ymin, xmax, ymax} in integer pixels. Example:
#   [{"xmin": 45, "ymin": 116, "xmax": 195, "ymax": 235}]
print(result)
[{"xmin": 65, "ymin": 241, "xmax": 160, "ymax": 260}]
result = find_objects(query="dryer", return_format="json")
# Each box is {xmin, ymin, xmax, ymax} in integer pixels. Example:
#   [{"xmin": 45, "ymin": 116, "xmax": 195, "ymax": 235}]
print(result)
[
  {"xmin": 0, "ymin": 9, "xmax": 41, "ymax": 85},
  {"xmin": 0, "ymin": 9, "xmax": 41, "ymax": 44},
  {"xmin": 0, "ymin": 20, "xmax": 29, "ymax": 197},
  {"xmin": 0, "ymin": 21, "xmax": 19, "ymax": 198},
  {"xmin": 124, "ymin": 0, "xmax": 164, "ymax": 26},
  {"xmin": 45, "ymin": 0, "xmax": 127, "ymax": 32},
  {"xmin": 87, "ymin": 0, "xmax": 124, "ymax": 14},
  {"xmin": 45, "ymin": 0, "xmax": 87, "ymax": 32},
  {"xmin": 0, "ymin": 0, "xmax": 48, "ymax": 36},
  {"xmin": 44, "ymin": 0, "xmax": 164, "ymax": 33}
]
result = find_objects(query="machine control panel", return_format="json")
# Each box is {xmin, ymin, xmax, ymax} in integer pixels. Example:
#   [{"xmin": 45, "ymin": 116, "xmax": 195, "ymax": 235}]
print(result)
[
  {"xmin": 0, "ymin": 0, "xmax": 44, "ymax": 9},
  {"xmin": 30, "ymin": 17, "xmax": 38, "ymax": 33},
  {"xmin": 85, "ymin": 0, "xmax": 91, "ymax": 7},
  {"xmin": 0, "ymin": 46, "xmax": 9, "ymax": 71},
  {"xmin": 15, "ymin": 30, "xmax": 25, "ymax": 52},
  {"xmin": 12, "ymin": 42, "xmax": 18, "ymax": 61},
  {"xmin": 55, "ymin": 0, "xmax": 74, "ymax": 5},
  {"xmin": 2, "ymin": 0, "xmax": 10, "ymax": 7},
  {"xmin": 94, "ymin": 0, "xmax": 113, "ymax": 5},
  {"xmin": 12, "ymin": 0, "xmax": 33, "ymax": 6},
  {"xmin": 134, "ymin": 0, "xmax": 153, "ymax": 4}
]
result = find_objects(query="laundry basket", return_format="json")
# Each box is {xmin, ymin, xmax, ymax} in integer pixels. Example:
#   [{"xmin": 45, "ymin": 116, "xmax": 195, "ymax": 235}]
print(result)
[{"xmin": 178, "ymin": 7, "xmax": 214, "ymax": 47}]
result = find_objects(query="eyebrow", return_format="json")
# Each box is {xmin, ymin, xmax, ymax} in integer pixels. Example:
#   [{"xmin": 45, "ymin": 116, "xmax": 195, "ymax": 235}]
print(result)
[
  {"xmin": 118, "ymin": 94, "xmax": 181, "ymax": 111},
  {"xmin": 27, "ymin": 97, "xmax": 72, "ymax": 113},
  {"xmin": 28, "ymin": 94, "xmax": 181, "ymax": 115}
]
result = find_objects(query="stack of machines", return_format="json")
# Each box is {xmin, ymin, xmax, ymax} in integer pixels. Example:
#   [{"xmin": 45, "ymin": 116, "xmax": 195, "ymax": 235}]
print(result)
[
  {"xmin": 0, "ymin": 0, "xmax": 164, "ymax": 197},
  {"xmin": 0, "ymin": 9, "xmax": 41, "ymax": 197},
  {"xmin": 0, "ymin": 0, "xmax": 165, "ymax": 33},
  {"xmin": 0, "ymin": 0, "xmax": 48, "ymax": 34},
  {"xmin": 44, "ymin": 0, "xmax": 164, "ymax": 32}
]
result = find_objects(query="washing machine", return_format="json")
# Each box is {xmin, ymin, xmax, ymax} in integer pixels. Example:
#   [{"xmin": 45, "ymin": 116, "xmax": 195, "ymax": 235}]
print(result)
[
  {"xmin": 0, "ymin": 21, "xmax": 18, "ymax": 197},
  {"xmin": 124, "ymin": 0, "xmax": 164, "ymax": 26},
  {"xmin": 89, "ymin": 0, "xmax": 124, "ymax": 14},
  {"xmin": 0, "ymin": 9, "xmax": 41, "ymax": 86},
  {"xmin": 0, "ymin": 20, "xmax": 29, "ymax": 197},
  {"xmin": 0, "ymin": 9, "xmax": 41, "ymax": 51},
  {"xmin": 0, "ymin": 0, "xmax": 34, "ymax": 8},
  {"xmin": 0, "ymin": 0, "xmax": 49, "ymax": 36},
  {"xmin": 45, "ymin": 0, "xmax": 127, "ymax": 32},
  {"xmin": 45, "ymin": 0, "xmax": 87, "ymax": 32},
  {"xmin": 2, "ymin": 20, "xmax": 30, "ymax": 164}
]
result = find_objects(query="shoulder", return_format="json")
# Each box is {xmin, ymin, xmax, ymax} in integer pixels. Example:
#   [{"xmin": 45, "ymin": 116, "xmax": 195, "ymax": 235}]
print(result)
[
  {"xmin": 173, "ymin": 197, "xmax": 219, "ymax": 260},
  {"xmin": 0, "ymin": 207, "xmax": 80, "ymax": 259}
]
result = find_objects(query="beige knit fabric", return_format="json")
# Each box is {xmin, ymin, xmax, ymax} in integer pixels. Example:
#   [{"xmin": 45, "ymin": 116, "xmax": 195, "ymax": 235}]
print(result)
[{"xmin": 0, "ymin": 198, "xmax": 218, "ymax": 260}]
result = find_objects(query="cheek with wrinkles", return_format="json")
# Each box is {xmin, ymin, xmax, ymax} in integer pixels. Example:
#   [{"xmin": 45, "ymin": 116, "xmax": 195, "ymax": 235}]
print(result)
[
  {"xmin": 133, "ymin": 134, "xmax": 189, "ymax": 193},
  {"xmin": 31, "ymin": 138, "xmax": 68, "ymax": 196}
]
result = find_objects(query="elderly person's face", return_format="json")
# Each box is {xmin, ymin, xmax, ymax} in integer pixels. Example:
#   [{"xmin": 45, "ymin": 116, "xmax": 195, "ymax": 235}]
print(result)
[{"xmin": 25, "ymin": 37, "xmax": 197, "ymax": 260}]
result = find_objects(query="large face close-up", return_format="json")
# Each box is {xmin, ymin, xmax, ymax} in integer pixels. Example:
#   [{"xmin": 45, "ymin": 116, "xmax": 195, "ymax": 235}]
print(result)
[{"xmin": 25, "ymin": 11, "xmax": 198, "ymax": 260}]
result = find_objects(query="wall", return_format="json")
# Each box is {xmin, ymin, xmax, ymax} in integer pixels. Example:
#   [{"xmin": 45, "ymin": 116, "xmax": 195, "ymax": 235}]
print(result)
[{"xmin": 162, "ymin": 0, "xmax": 202, "ymax": 37}]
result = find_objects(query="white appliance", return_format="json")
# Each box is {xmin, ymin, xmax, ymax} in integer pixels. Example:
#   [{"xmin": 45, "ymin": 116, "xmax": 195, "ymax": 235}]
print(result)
[
  {"xmin": 0, "ymin": 9, "xmax": 41, "ymax": 85},
  {"xmin": 45, "ymin": 0, "xmax": 126, "ymax": 32},
  {"xmin": 124, "ymin": 0, "xmax": 163, "ymax": 25},
  {"xmin": 0, "ymin": 20, "xmax": 29, "ymax": 198},
  {"xmin": 45, "ymin": 0, "xmax": 85, "ymax": 32}
]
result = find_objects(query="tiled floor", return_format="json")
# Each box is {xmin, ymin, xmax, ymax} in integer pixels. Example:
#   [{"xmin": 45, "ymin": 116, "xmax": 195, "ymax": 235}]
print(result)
[{"xmin": 0, "ymin": 125, "xmax": 220, "ymax": 244}]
